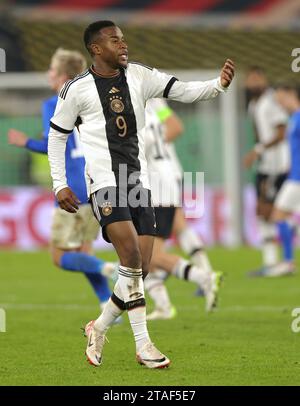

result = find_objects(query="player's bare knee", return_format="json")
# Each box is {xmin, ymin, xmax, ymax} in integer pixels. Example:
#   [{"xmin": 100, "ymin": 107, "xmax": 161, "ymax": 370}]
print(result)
[
  {"xmin": 52, "ymin": 254, "xmax": 62, "ymax": 268},
  {"xmin": 120, "ymin": 246, "xmax": 142, "ymax": 269}
]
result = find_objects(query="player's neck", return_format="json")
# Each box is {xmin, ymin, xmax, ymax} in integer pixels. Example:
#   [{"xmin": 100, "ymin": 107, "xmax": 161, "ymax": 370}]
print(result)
[{"xmin": 91, "ymin": 61, "xmax": 120, "ymax": 78}]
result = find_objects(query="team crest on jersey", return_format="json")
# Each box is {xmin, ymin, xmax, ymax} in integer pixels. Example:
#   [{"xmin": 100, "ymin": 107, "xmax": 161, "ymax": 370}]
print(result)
[
  {"xmin": 101, "ymin": 202, "xmax": 113, "ymax": 216},
  {"xmin": 110, "ymin": 95, "xmax": 124, "ymax": 113}
]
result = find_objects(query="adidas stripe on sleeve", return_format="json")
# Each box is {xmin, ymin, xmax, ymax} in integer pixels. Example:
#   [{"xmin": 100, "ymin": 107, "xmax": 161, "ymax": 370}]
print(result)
[{"xmin": 50, "ymin": 79, "xmax": 80, "ymax": 133}]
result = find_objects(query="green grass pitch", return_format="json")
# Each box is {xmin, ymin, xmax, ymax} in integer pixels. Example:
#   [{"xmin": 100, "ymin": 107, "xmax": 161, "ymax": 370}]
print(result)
[{"xmin": 0, "ymin": 247, "xmax": 300, "ymax": 386}]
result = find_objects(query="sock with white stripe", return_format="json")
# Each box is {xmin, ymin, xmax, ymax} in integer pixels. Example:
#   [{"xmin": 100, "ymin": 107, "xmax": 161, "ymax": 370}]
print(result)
[
  {"xmin": 94, "ymin": 280, "xmax": 124, "ymax": 334},
  {"xmin": 178, "ymin": 227, "xmax": 213, "ymax": 273},
  {"xmin": 172, "ymin": 258, "xmax": 210, "ymax": 290},
  {"xmin": 258, "ymin": 219, "xmax": 278, "ymax": 266},
  {"xmin": 144, "ymin": 272, "xmax": 172, "ymax": 312},
  {"xmin": 118, "ymin": 266, "xmax": 150, "ymax": 352}
]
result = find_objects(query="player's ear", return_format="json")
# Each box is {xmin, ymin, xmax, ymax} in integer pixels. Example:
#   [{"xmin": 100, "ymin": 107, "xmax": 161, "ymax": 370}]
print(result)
[{"xmin": 90, "ymin": 43, "xmax": 102, "ymax": 55}]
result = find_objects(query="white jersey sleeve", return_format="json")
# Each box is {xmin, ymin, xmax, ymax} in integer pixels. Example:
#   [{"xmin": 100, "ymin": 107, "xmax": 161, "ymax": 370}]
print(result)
[
  {"xmin": 48, "ymin": 82, "xmax": 80, "ymax": 195},
  {"xmin": 51, "ymin": 80, "xmax": 80, "ymax": 132},
  {"xmin": 140, "ymin": 65, "xmax": 226, "ymax": 102}
]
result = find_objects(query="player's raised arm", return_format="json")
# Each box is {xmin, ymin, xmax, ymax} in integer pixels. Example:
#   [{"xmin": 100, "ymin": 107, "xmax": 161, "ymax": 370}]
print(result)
[
  {"xmin": 141, "ymin": 59, "xmax": 235, "ymax": 103},
  {"xmin": 48, "ymin": 80, "xmax": 80, "ymax": 213}
]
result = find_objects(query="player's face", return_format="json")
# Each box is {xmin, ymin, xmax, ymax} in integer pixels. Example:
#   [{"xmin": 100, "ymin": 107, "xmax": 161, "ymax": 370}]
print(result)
[
  {"xmin": 47, "ymin": 62, "xmax": 68, "ymax": 92},
  {"xmin": 94, "ymin": 26, "xmax": 128, "ymax": 68},
  {"xmin": 245, "ymin": 72, "xmax": 267, "ymax": 99}
]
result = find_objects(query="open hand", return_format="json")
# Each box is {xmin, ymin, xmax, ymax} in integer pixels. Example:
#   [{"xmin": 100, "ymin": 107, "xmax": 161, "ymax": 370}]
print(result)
[{"xmin": 8, "ymin": 129, "xmax": 28, "ymax": 147}]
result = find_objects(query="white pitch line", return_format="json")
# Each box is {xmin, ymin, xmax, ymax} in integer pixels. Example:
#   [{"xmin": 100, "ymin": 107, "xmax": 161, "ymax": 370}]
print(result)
[{"xmin": 0, "ymin": 303, "xmax": 294, "ymax": 312}]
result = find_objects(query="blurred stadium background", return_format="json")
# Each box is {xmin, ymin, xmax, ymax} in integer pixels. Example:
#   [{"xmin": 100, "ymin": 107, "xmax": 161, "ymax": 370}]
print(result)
[{"xmin": 1, "ymin": 0, "xmax": 300, "ymax": 250}]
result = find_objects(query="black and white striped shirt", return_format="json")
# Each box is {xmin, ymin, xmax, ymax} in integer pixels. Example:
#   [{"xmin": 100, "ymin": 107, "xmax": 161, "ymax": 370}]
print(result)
[{"xmin": 48, "ymin": 63, "xmax": 226, "ymax": 196}]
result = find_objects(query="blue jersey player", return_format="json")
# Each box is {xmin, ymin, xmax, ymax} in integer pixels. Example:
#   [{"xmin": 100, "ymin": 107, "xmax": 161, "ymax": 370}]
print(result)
[
  {"xmin": 268, "ymin": 85, "xmax": 300, "ymax": 276},
  {"xmin": 7, "ymin": 48, "xmax": 115, "ymax": 310}
]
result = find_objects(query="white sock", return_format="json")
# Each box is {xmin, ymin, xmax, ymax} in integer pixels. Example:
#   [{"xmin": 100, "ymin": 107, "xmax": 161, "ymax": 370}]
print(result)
[
  {"xmin": 144, "ymin": 272, "xmax": 172, "ymax": 312},
  {"xmin": 151, "ymin": 268, "xmax": 169, "ymax": 281},
  {"xmin": 191, "ymin": 251, "xmax": 213, "ymax": 273},
  {"xmin": 258, "ymin": 219, "xmax": 278, "ymax": 266},
  {"xmin": 178, "ymin": 227, "xmax": 203, "ymax": 255},
  {"xmin": 172, "ymin": 258, "xmax": 210, "ymax": 290},
  {"xmin": 118, "ymin": 266, "xmax": 150, "ymax": 352},
  {"xmin": 177, "ymin": 227, "xmax": 212, "ymax": 272},
  {"xmin": 94, "ymin": 295, "xmax": 123, "ymax": 335}
]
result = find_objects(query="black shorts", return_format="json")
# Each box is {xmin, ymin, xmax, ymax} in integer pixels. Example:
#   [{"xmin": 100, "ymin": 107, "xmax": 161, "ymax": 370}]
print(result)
[
  {"xmin": 90, "ymin": 185, "xmax": 156, "ymax": 243},
  {"xmin": 154, "ymin": 206, "xmax": 176, "ymax": 239},
  {"xmin": 255, "ymin": 172, "xmax": 288, "ymax": 204}
]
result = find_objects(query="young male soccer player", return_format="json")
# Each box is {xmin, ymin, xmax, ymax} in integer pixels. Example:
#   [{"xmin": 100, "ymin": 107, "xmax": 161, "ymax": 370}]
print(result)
[
  {"xmin": 143, "ymin": 98, "xmax": 218, "ymax": 320},
  {"xmin": 47, "ymin": 20, "xmax": 234, "ymax": 368},
  {"xmin": 268, "ymin": 85, "xmax": 300, "ymax": 275},
  {"xmin": 7, "ymin": 48, "xmax": 114, "ymax": 308},
  {"xmin": 243, "ymin": 67, "xmax": 290, "ymax": 277}
]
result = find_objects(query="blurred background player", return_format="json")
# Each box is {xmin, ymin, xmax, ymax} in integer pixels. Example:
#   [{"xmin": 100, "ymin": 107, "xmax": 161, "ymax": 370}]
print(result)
[
  {"xmin": 243, "ymin": 66, "xmax": 290, "ymax": 277},
  {"xmin": 143, "ymin": 98, "xmax": 222, "ymax": 320},
  {"xmin": 7, "ymin": 48, "xmax": 115, "ymax": 311},
  {"xmin": 160, "ymin": 100, "xmax": 213, "ymax": 275},
  {"xmin": 161, "ymin": 100, "xmax": 214, "ymax": 296},
  {"xmin": 268, "ymin": 84, "xmax": 300, "ymax": 276}
]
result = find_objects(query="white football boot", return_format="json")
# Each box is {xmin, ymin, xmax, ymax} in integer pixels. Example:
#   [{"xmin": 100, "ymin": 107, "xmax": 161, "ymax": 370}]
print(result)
[
  {"xmin": 136, "ymin": 342, "xmax": 170, "ymax": 369},
  {"xmin": 205, "ymin": 271, "xmax": 223, "ymax": 312},
  {"xmin": 102, "ymin": 262, "xmax": 119, "ymax": 281},
  {"xmin": 261, "ymin": 262, "xmax": 295, "ymax": 277},
  {"xmin": 85, "ymin": 320, "xmax": 107, "ymax": 367},
  {"xmin": 146, "ymin": 306, "xmax": 177, "ymax": 321}
]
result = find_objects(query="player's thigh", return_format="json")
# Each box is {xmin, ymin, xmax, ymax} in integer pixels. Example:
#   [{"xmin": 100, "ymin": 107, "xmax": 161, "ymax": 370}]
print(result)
[
  {"xmin": 256, "ymin": 173, "xmax": 287, "ymax": 219},
  {"xmin": 255, "ymin": 174, "xmax": 273, "ymax": 218},
  {"xmin": 51, "ymin": 207, "xmax": 83, "ymax": 250},
  {"xmin": 271, "ymin": 208, "xmax": 290, "ymax": 222},
  {"xmin": 50, "ymin": 244, "xmax": 65, "ymax": 267},
  {"xmin": 80, "ymin": 241, "xmax": 93, "ymax": 255},
  {"xmin": 256, "ymin": 199, "xmax": 273, "ymax": 219},
  {"xmin": 172, "ymin": 207, "xmax": 187, "ymax": 236}
]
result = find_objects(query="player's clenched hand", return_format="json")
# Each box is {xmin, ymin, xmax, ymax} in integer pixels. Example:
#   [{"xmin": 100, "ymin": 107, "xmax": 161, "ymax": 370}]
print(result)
[
  {"xmin": 220, "ymin": 59, "xmax": 235, "ymax": 88},
  {"xmin": 7, "ymin": 129, "xmax": 28, "ymax": 147},
  {"xmin": 56, "ymin": 187, "xmax": 80, "ymax": 213}
]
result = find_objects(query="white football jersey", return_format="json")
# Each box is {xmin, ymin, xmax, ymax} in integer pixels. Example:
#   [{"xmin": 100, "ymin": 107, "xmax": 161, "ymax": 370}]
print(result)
[
  {"xmin": 249, "ymin": 88, "xmax": 289, "ymax": 174},
  {"xmin": 164, "ymin": 142, "xmax": 183, "ymax": 181},
  {"xmin": 48, "ymin": 63, "xmax": 226, "ymax": 196},
  {"xmin": 144, "ymin": 98, "xmax": 181, "ymax": 206}
]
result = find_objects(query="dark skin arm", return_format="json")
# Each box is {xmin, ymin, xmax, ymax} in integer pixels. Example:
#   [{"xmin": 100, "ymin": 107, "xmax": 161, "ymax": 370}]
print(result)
[
  {"xmin": 164, "ymin": 113, "xmax": 184, "ymax": 142},
  {"xmin": 56, "ymin": 187, "xmax": 80, "ymax": 213},
  {"xmin": 243, "ymin": 124, "xmax": 286, "ymax": 168}
]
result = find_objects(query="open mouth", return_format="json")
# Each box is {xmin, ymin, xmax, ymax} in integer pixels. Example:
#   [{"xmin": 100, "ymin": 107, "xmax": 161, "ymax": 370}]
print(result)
[{"xmin": 119, "ymin": 53, "xmax": 128, "ymax": 62}]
